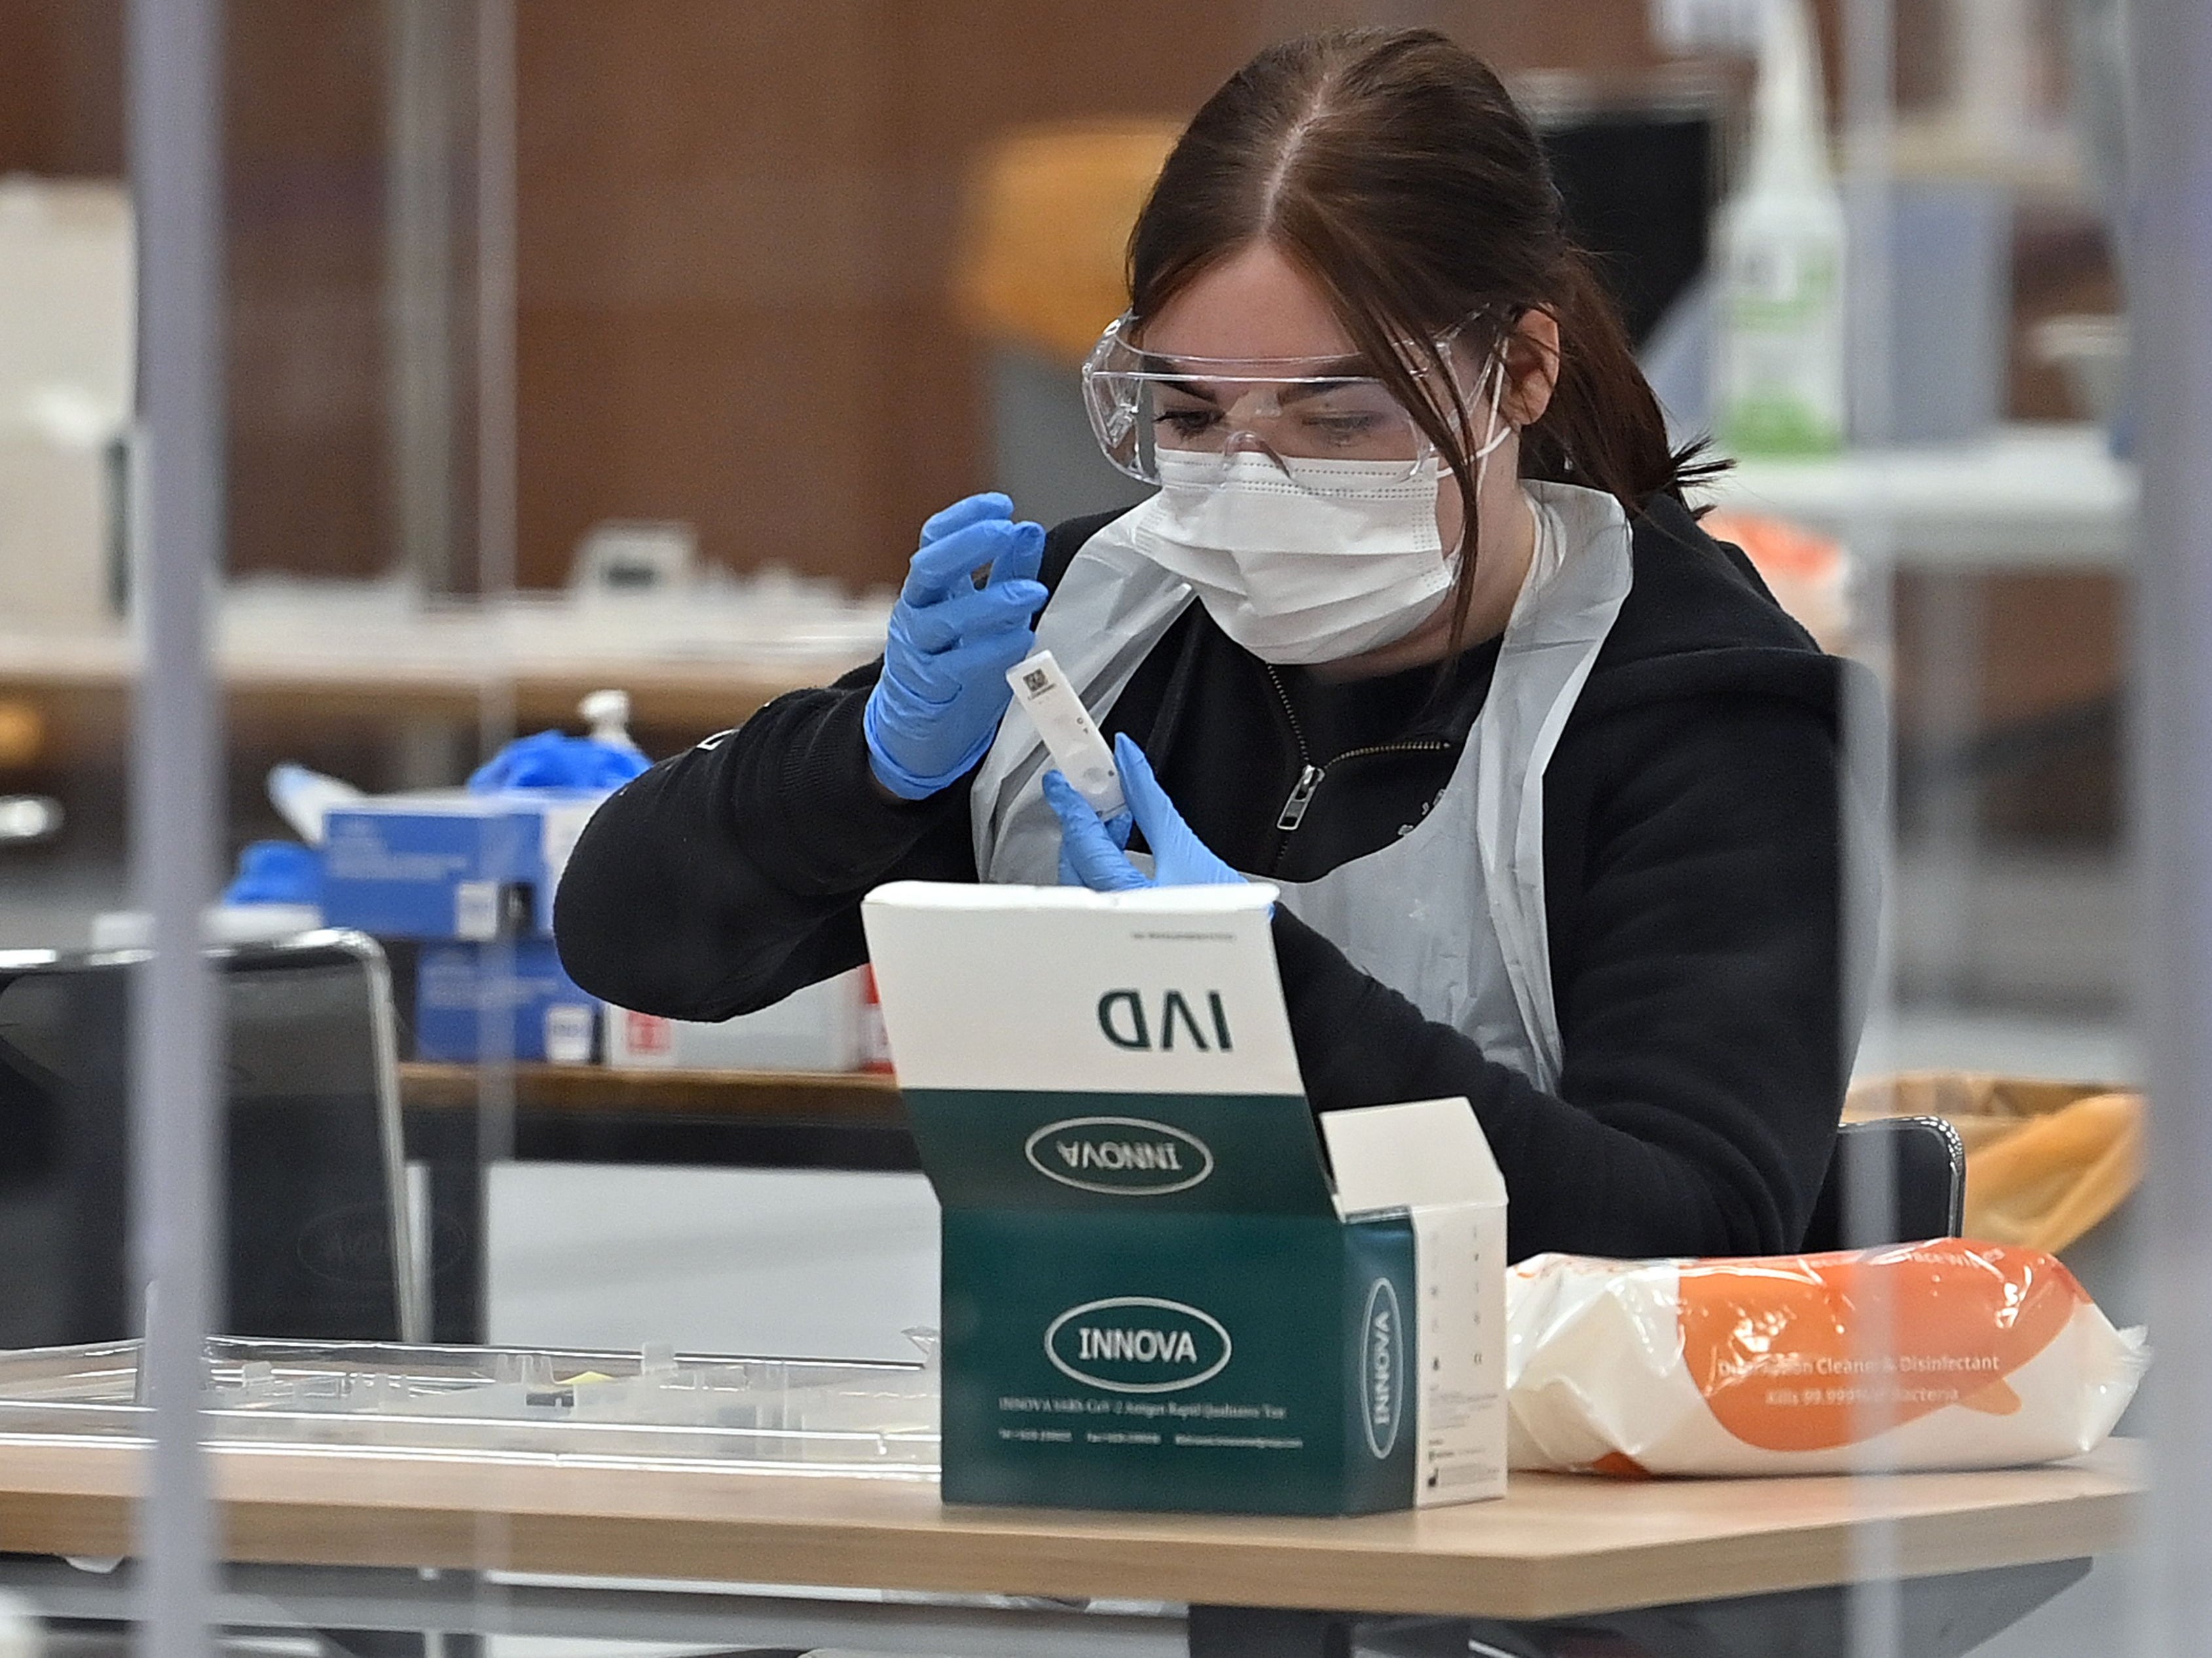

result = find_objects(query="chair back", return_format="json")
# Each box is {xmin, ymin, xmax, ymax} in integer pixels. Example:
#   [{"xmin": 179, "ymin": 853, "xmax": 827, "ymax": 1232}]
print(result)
[{"xmin": 0, "ymin": 930, "xmax": 419, "ymax": 1345}]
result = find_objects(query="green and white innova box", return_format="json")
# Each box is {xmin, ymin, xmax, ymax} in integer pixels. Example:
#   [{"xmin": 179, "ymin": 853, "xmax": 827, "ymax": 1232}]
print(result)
[{"xmin": 861, "ymin": 880, "xmax": 1507, "ymax": 1516}]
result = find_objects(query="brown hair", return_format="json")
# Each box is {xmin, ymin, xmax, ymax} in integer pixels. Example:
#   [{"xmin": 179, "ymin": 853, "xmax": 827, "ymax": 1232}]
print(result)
[{"xmin": 1128, "ymin": 28, "xmax": 1720, "ymax": 602}]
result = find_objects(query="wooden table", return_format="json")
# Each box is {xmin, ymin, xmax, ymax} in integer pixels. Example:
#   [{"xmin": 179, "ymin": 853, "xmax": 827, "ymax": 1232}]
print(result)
[
  {"xmin": 397, "ymin": 1061, "xmax": 904, "ymax": 1127},
  {"xmin": 0, "ymin": 629, "xmax": 868, "ymax": 745},
  {"xmin": 0, "ymin": 1433, "xmax": 2140, "ymax": 1653},
  {"xmin": 372, "ymin": 1066, "xmax": 2137, "ymax": 1648},
  {"xmin": 0, "ymin": 1063, "xmax": 2142, "ymax": 1649}
]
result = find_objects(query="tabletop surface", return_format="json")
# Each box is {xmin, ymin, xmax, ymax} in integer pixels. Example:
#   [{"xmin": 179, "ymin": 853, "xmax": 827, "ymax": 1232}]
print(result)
[
  {"xmin": 0, "ymin": 1434, "xmax": 2139, "ymax": 1621},
  {"xmin": 397, "ymin": 1061, "xmax": 904, "ymax": 1124},
  {"xmin": 0, "ymin": 635, "xmax": 859, "ymax": 728}
]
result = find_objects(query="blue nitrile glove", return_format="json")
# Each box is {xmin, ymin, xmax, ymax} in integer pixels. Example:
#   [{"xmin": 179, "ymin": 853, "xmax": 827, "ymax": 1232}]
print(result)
[
  {"xmin": 223, "ymin": 839, "xmax": 323, "ymax": 907},
  {"xmin": 1051, "ymin": 788, "xmax": 1134, "ymax": 888},
  {"xmin": 469, "ymin": 729, "xmax": 650, "ymax": 793},
  {"xmin": 864, "ymin": 494, "xmax": 1048, "ymax": 800},
  {"xmin": 1042, "ymin": 733, "xmax": 1249, "ymax": 893}
]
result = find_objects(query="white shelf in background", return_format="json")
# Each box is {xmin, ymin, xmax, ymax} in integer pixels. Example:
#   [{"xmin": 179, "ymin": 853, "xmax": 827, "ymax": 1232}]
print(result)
[{"xmin": 1710, "ymin": 422, "xmax": 2136, "ymax": 570}]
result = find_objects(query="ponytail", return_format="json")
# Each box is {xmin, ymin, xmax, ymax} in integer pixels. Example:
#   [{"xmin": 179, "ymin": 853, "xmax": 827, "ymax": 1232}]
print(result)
[{"xmin": 1522, "ymin": 256, "xmax": 1726, "ymax": 508}]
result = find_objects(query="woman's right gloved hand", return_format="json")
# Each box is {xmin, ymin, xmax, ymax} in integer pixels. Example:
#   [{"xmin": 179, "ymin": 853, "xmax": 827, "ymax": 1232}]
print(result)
[{"xmin": 863, "ymin": 493, "xmax": 1048, "ymax": 800}]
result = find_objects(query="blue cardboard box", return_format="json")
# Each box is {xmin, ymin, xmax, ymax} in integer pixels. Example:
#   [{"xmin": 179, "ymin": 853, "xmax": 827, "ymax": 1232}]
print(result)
[
  {"xmin": 322, "ymin": 791, "xmax": 604, "ymax": 940},
  {"xmin": 413, "ymin": 936, "xmax": 599, "ymax": 1064}
]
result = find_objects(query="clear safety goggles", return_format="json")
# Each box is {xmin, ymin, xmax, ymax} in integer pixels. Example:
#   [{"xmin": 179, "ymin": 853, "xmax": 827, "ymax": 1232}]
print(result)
[{"xmin": 1081, "ymin": 312, "xmax": 1492, "ymax": 493}]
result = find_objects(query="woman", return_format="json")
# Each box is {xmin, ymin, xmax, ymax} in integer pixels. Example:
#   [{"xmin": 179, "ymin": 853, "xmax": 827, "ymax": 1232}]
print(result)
[{"xmin": 555, "ymin": 28, "xmax": 1861, "ymax": 1262}]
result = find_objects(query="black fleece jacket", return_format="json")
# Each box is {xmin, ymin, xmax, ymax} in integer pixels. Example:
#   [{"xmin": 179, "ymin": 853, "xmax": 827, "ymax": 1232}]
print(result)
[{"xmin": 555, "ymin": 493, "xmax": 1860, "ymax": 1261}]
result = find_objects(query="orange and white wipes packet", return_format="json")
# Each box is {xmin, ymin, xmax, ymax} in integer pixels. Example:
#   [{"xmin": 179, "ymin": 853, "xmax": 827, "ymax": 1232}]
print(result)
[{"xmin": 1506, "ymin": 1242, "xmax": 2147, "ymax": 1477}]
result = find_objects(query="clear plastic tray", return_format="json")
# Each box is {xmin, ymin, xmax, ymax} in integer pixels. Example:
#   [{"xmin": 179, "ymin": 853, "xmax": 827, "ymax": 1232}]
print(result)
[{"xmin": 0, "ymin": 1336, "xmax": 941, "ymax": 1476}]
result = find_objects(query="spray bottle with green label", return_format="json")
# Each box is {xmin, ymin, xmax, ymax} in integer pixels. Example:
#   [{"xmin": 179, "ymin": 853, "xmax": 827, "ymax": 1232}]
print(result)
[{"xmin": 1714, "ymin": 0, "xmax": 1849, "ymax": 456}]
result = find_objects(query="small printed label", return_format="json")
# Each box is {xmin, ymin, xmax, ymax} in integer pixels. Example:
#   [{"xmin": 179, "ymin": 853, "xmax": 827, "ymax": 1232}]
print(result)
[
  {"xmin": 622, "ymin": 1009, "xmax": 675, "ymax": 1061},
  {"xmin": 860, "ymin": 968, "xmax": 894, "ymax": 1073},
  {"xmin": 1044, "ymin": 1296, "xmax": 1232, "ymax": 1395},
  {"xmin": 1412, "ymin": 1207, "xmax": 1505, "ymax": 1504},
  {"xmin": 544, "ymin": 1004, "xmax": 594, "ymax": 1065},
  {"xmin": 1022, "ymin": 1116, "xmax": 1214, "ymax": 1196},
  {"xmin": 539, "ymin": 802, "xmax": 596, "ymax": 885},
  {"xmin": 454, "ymin": 880, "xmax": 499, "ymax": 940}
]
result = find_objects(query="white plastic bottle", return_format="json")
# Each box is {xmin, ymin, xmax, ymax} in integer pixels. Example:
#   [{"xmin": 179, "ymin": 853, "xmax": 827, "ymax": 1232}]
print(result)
[
  {"xmin": 1712, "ymin": 0, "xmax": 1849, "ymax": 455},
  {"xmin": 580, "ymin": 687, "xmax": 646, "ymax": 760}
]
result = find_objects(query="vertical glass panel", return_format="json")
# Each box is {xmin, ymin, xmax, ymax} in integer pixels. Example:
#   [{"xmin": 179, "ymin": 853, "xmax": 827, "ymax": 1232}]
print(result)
[{"xmin": 3, "ymin": 3, "xmax": 2188, "ymax": 1655}]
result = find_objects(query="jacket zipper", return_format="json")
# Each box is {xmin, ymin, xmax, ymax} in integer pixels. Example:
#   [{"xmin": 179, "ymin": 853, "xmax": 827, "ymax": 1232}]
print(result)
[
  {"xmin": 1264, "ymin": 666, "xmax": 1452, "ymax": 833},
  {"xmin": 1276, "ymin": 764, "xmax": 1326, "ymax": 832}
]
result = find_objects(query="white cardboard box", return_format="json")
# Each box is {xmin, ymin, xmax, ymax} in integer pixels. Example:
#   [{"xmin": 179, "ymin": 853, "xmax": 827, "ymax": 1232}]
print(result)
[
  {"xmin": 604, "ymin": 967, "xmax": 870, "ymax": 1072},
  {"xmin": 862, "ymin": 879, "xmax": 1507, "ymax": 1513}
]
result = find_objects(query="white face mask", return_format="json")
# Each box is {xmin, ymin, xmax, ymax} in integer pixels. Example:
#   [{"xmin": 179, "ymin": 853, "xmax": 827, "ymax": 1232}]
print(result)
[{"xmin": 1128, "ymin": 363, "xmax": 1512, "ymax": 667}]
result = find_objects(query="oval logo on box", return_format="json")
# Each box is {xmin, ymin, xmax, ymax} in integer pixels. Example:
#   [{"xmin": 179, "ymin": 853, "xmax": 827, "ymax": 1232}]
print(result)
[
  {"xmin": 1362, "ymin": 1278, "xmax": 1405, "ymax": 1460},
  {"xmin": 1044, "ymin": 1297, "xmax": 1233, "ymax": 1394},
  {"xmin": 295, "ymin": 1204, "xmax": 398, "ymax": 1285},
  {"xmin": 1023, "ymin": 1116, "xmax": 1214, "ymax": 1196}
]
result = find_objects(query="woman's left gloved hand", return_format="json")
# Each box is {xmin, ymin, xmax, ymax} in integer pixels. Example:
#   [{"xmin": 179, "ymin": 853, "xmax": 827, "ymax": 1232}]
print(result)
[{"xmin": 1042, "ymin": 733, "xmax": 1248, "ymax": 893}]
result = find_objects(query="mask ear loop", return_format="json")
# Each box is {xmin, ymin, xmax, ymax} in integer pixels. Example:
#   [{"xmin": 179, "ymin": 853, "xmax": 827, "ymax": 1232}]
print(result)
[
  {"xmin": 1470, "ymin": 355, "xmax": 1513, "ymax": 481},
  {"xmin": 1440, "ymin": 352, "xmax": 1515, "ymax": 591}
]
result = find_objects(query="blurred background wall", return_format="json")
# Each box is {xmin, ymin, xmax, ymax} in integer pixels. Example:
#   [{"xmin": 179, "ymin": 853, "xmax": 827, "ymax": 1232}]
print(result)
[
  {"xmin": 1, "ymin": 0, "xmax": 2114, "ymax": 592},
  {"xmin": 0, "ymin": 0, "xmax": 1780, "ymax": 596}
]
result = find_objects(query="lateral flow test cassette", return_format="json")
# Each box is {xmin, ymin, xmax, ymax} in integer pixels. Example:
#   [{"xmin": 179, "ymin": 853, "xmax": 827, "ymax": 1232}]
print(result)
[{"xmin": 1006, "ymin": 649, "xmax": 1125, "ymax": 819}]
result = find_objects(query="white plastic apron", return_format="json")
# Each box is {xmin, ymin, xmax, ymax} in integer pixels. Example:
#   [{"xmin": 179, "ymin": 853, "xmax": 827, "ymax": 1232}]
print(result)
[{"xmin": 971, "ymin": 479, "xmax": 1634, "ymax": 1092}]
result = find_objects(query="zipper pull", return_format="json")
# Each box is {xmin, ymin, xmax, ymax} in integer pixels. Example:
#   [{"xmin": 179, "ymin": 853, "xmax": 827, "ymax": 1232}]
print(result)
[{"xmin": 1276, "ymin": 764, "xmax": 1325, "ymax": 832}]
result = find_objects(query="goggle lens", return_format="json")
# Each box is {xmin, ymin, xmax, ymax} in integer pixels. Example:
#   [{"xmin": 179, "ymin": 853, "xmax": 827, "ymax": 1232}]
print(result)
[
  {"xmin": 1081, "ymin": 314, "xmax": 1490, "ymax": 494},
  {"xmin": 1088, "ymin": 372, "xmax": 1433, "ymax": 489}
]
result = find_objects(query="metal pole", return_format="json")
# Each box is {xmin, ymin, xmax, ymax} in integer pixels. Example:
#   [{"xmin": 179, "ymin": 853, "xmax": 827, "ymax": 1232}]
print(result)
[
  {"xmin": 385, "ymin": 0, "xmax": 460, "ymax": 595},
  {"xmin": 2128, "ymin": 0, "xmax": 2212, "ymax": 1649},
  {"xmin": 126, "ymin": 0, "xmax": 223, "ymax": 1654},
  {"xmin": 475, "ymin": 0, "xmax": 516, "ymax": 611},
  {"xmin": 471, "ymin": 0, "xmax": 519, "ymax": 1147},
  {"xmin": 1838, "ymin": 0, "xmax": 1902, "ymax": 1649},
  {"xmin": 467, "ymin": 2, "xmax": 520, "ymax": 1615}
]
